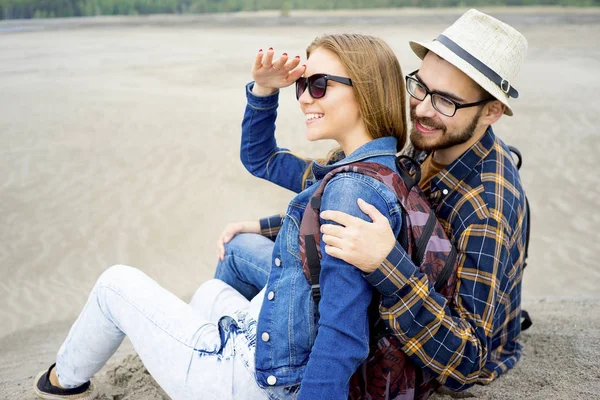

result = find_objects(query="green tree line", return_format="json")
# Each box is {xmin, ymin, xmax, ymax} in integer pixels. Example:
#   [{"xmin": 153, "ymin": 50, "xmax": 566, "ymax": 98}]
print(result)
[{"xmin": 0, "ymin": 0, "xmax": 597, "ymax": 19}]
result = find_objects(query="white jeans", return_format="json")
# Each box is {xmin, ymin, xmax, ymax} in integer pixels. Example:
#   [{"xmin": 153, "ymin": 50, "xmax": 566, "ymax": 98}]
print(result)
[{"xmin": 55, "ymin": 264, "xmax": 269, "ymax": 400}]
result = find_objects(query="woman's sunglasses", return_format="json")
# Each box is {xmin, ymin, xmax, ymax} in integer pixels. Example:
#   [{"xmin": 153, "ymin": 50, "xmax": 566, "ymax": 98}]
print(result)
[{"xmin": 295, "ymin": 74, "xmax": 353, "ymax": 100}]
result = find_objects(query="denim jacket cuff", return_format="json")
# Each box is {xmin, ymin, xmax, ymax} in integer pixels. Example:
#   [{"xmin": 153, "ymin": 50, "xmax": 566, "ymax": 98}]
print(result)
[
  {"xmin": 246, "ymin": 82, "xmax": 279, "ymax": 110},
  {"xmin": 364, "ymin": 242, "xmax": 418, "ymax": 297}
]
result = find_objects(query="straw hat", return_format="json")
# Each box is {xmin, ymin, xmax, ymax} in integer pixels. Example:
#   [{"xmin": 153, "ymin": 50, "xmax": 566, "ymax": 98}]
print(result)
[{"xmin": 409, "ymin": 9, "xmax": 528, "ymax": 116}]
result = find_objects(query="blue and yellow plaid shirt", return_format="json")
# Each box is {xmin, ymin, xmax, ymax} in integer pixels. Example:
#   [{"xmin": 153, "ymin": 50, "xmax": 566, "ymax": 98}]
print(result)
[{"xmin": 259, "ymin": 127, "xmax": 528, "ymax": 391}]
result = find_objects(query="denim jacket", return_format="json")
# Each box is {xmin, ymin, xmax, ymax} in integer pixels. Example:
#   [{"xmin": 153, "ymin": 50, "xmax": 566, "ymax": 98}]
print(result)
[{"xmin": 241, "ymin": 83, "xmax": 403, "ymax": 399}]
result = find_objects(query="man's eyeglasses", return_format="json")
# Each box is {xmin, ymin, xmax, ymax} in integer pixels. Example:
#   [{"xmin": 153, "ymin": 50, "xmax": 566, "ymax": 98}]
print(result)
[
  {"xmin": 295, "ymin": 74, "xmax": 353, "ymax": 100},
  {"xmin": 405, "ymin": 70, "xmax": 492, "ymax": 117}
]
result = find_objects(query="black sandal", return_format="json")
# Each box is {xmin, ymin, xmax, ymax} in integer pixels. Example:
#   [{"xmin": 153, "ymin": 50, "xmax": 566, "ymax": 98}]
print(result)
[{"xmin": 33, "ymin": 363, "xmax": 95, "ymax": 399}]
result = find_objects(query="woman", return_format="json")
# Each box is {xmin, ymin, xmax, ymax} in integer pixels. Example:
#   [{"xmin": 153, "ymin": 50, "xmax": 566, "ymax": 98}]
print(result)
[{"xmin": 33, "ymin": 34, "xmax": 407, "ymax": 400}]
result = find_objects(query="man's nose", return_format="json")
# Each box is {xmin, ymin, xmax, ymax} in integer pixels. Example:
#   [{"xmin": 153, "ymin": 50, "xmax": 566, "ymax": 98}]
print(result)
[{"xmin": 413, "ymin": 95, "xmax": 437, "ymax": 118}]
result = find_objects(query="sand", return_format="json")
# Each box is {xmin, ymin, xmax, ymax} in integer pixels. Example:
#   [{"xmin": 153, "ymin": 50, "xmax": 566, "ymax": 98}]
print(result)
[{"xmin": 0, "ymin": 7, "xmax": 599, "ymax": 399}]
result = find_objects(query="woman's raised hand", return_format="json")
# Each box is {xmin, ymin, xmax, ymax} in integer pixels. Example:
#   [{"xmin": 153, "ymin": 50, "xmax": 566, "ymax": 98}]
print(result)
[{"xmin": 252, "ymin": 48, "xmax": 305, "ymax": 96}]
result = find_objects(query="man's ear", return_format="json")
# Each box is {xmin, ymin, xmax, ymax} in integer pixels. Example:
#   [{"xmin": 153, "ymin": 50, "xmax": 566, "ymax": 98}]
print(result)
[{"xmin": 481, "ymin": 100, "xmax": 505, "ymax": 125}]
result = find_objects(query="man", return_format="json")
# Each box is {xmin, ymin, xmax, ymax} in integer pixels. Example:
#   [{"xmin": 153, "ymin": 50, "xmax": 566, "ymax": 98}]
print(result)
[
  {"xmin": 217, "ymin": 9, "xmax": 528, "ymax": 392},
  {"xmin": 318, "ymin": 9, "xmax": 529, "ymax": 390}
]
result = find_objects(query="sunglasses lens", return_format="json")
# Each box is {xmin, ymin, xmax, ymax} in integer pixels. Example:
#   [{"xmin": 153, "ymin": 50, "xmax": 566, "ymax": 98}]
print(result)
[
  {"xmin": 309, "ymin": 76, "xmax": 327, "ymax": 99},
  {"xmin": 296, "ymin": 78, "xmax": 307, "ymax": 100}
]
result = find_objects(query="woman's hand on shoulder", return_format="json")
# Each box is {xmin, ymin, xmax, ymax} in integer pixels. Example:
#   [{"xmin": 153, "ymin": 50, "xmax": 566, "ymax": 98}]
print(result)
[
  {"xmin": 251, "ymin": 48, "xmax": 305, "ymax": 96},
  {"xmin": 320, "ymin": 199, "xmax": 396, "ymax": 274},
  {"xmin": 217, "ymin": 220, "xmax": 260, "ymax": 260}
]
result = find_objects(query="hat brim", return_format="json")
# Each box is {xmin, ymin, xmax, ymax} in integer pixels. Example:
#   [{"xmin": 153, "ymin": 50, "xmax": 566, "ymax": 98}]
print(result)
[{"xmin": 409, "ymin": 40, "xmax": 513, "ymax": 116}]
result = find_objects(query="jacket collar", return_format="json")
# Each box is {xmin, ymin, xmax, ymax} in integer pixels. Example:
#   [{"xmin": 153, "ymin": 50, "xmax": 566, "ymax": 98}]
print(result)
[{"xmin": 311, "ymin": 137, "xmax": 398, "ymax": 180}]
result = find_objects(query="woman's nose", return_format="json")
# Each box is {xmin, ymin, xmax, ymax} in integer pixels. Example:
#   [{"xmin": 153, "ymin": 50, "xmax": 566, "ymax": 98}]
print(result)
[{"xmin": 298, "ymin": 86, "xmax": 313, "ymax": 105}]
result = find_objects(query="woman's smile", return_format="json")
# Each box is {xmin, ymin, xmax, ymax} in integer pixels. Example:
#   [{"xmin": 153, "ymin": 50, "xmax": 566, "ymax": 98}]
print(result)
[{"xmin": 305, "ymin": 113, "xmax": 324, "ymax": 124}]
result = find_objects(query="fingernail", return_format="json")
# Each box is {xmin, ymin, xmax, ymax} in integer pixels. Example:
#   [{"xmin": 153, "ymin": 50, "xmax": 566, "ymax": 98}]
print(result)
[
  {"xmin": 258, "ymin": 48, "xmax": 263, "ymax": 52},
  {"xmin": 295, "ymin": 55, "xmax": 300, "ymax": 59},
  {"xmin": 269, "ymin": 47, "xmax": 273, "ymax": 51},
  {"xmin": 282, "ymin": 52, "xmax": 288, "ymax": 56}
]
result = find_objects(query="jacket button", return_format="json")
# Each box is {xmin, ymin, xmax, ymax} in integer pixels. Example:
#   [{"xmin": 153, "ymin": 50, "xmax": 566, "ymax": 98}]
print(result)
[
  {"xmin": 274, "ymin": 258, "xmax": 281, "ymax": 267},
  {"xmin": 442, "ymin": 189, "xmax": 449, "ymax": 195},
  {"xmin": 267, "ymin": 375, "xmax": 277, "ymax": 385},
  {"xmin": 261, "ymin": 332, "xmax": 270, "ymax": 342},
  {"xmin": 267, "ymin": 291, "xmax": 275, "ymax": 300}
]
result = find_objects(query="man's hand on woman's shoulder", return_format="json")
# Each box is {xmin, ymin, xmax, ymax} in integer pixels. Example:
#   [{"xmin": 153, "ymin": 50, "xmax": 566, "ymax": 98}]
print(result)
[{"xmin": 320, "ymin": 198, "xmax": 396, "ymax": 274}]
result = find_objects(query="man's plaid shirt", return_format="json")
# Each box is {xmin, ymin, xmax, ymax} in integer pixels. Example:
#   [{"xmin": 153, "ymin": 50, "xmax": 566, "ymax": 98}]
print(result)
[{"xmin": 259, "ymin": 127, "xmax": 528, "ymax": 390}]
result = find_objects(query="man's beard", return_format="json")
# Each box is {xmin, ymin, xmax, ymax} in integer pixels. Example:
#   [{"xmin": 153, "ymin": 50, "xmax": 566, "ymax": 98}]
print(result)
[{"xmin": 409, "ymin": 106, "xmax": 482, "ymax": 152}]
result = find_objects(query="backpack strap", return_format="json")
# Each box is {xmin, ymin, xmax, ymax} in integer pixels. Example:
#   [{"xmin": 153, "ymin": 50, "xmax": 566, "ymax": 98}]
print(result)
[
  {"xmin": 521, "ymin": 197, "xmax": 533, "ymax": 331},
  {"xmin": 412, "ymin": 209, "xmax": 436, "ymax": 266},
  {"xmin": 508, "ymin": 145, "xmax": 533, "ymax": 332},
  {"xmin": 394, "ymin": 155, "xmax": 418, "ymax": 255},
  {"xmin": 434, "ymin": 246, "xmax": 458, "ymax": 293},
  {"xmin": 520, "ymin": 310, "xmax": 533, "ymax": 331},
  {"xmin": 507, "ymin": 145, "xmax": 522, "ymax": 169},
  {"xmin": 508, "ymin": 145, "xmax": 531, "ymax": 270},
  {"xmin": 305, "ymin": 197, "xmax": 323, "ymax": 306},
  {"xmin": 523, "ymin": 196, "xmax": 531, "ymax": 270},
  {"xmin": 395, "ymin": 155, "xmax": 421, "ymax": 193}
]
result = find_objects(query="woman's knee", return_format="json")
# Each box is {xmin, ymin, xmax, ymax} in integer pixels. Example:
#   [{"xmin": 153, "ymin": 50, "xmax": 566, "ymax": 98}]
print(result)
[
  {"xmin": 224, "ymin": 234, "xmax": 275, "ymax": 265},
  {"xmin": 96, "ymin": 264, "xmax": 144, "ymax": 290},
  {"xmin": 192, "ymin": 279, "xmax": 232, "ymax": 303},
  {"xmin": 224, "ymin": 233, "xmax": 265, "ymax": 256}
]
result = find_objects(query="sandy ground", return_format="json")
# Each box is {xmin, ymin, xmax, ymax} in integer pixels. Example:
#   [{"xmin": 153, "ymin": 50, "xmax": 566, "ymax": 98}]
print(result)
[{"xmin": 1, "ymin": 7, "xmax": 599, "ymax": 399}]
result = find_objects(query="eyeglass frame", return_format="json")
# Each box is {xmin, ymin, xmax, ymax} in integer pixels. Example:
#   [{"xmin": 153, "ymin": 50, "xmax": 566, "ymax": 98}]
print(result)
[
  {"xmin": 295, "ymin": 74, "xmax": 353, "ymax": 100},
  {"xmin": 405, "ymin": 70, "xmax": 493, "ymax": 117}
]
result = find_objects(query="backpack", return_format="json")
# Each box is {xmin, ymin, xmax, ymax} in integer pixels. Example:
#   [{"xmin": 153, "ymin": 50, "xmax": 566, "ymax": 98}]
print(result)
[{"xmin": 298, "ymin": 157, "xmax": 459, "ymax": 400}]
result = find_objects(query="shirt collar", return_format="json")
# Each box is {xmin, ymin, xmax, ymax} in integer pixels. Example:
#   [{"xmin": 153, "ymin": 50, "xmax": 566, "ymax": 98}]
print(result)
[
  {"xmin": 311, "ymin": 137, "xmax": 398, "ymax": 180},
  {"xmin": 430, "ymin": 126, "xmax": 496, "ymax": 194},
  {"xmin": 399, "ymin": 126, "xmax": 496, "ymax": 202}
]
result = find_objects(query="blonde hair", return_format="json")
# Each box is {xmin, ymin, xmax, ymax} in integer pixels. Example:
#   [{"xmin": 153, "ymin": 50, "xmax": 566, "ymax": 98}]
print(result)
[{"xmin": 301, "ymin": 33, "xmax": 407, "ymax": 188}]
